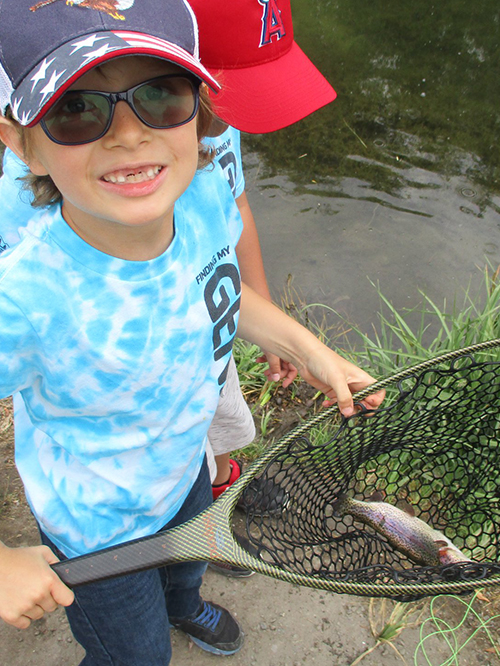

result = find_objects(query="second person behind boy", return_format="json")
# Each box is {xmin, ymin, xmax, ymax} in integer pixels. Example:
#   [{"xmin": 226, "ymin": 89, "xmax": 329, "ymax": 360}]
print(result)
[{"xmin": 192, "ymin": 0, "xmax": 338, "ymax": 531}]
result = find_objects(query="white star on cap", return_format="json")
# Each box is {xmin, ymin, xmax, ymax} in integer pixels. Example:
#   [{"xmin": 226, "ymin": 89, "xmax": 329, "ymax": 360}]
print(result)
[
  {"xmin": 39, "ymin": 69, "xmax": 67, "ymax": 106},
  {"xmin": 11, "ymin": 97, "xmax": 22, "ymax": 120},
  {"xmin": 31, "ymin": 58, "xmax": 56, "ymax": 92},
  {"xmin": 70, "ymin": 34, "xmax": 106, "ymax": 55},
  {"xmin": 20, "ymin": 110, "xmax": 33, "ymax": 125},
  {"xmin": 80, "ymin": 43, "xmax": 114, "ymax": 67}
]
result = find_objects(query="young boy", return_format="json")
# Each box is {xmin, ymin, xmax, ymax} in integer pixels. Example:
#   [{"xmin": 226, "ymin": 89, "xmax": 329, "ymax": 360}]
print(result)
[
  {"xmin": 0, "ymin": 1, "xmax": 384, "ymax": 663},
  {"xmin": 0, "ymin": 0, "xmax": 342, "ymax": 581},
  {"xmin": 0, "ymin": 0, "xmax": 339, "ymax": 510}
]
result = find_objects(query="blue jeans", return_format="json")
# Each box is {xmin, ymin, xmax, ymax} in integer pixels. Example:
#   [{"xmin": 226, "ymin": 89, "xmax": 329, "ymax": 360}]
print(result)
[{"xmin": 40, "ymin": 459, "xmax": 212, "ymax": 666}]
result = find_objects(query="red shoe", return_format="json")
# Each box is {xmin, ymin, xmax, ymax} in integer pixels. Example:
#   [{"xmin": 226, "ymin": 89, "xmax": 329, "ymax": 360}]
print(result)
[{"xmin": 212, "ymin": 459, "xmax": 242, "ymax": 500}]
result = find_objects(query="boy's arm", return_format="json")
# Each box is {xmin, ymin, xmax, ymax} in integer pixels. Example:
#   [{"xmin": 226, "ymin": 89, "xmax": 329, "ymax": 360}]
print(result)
[
  {"xmin": 235, "ymin": 191, "xmax": 298, "ymax": 385},
  {"xmin": 0, "ymin": 542, "xmax": 74, "ymax": 629},
  {"xmin": 237, "ymin": 283, "xmax": 385, "ymax": 417}
]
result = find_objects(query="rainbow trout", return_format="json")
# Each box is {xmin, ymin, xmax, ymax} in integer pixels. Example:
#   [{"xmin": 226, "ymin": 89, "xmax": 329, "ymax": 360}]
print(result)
[{"xmin": 332, "ymin": 493, "xmax": 471, "ymax": 567}]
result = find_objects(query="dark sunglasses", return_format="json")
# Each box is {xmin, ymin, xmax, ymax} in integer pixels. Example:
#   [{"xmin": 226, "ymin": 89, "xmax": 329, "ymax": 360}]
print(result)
[{"xmin": 40, "ymin": 74, "xmax": 200, "ymax": 146}]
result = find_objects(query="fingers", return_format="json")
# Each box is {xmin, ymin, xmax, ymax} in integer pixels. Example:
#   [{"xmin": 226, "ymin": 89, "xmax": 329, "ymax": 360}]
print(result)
[
  {"xmin": 325, "ymin": 383, "xmax": 355, "ymax": 417},
  {"xmin": 299, "ymin": 349, "xmax": 384, "ymax": 417},
  {"xmin": 0, "ymin": 544, "xmax": 74, "ymax": 630},
  {"xmin": 266, "ymin": 354, "xmax": 282, "ymax": 378},
  {"xmin": 281, "ymin": 363, "xmax": 299, "ymax": 388},
  {"xmin": 256, "ymin": 344, "xmax": 384, "ymax": 418},
  {"xmin": 10, "ymin": 614, "xmax": 31, "ymax": 630},
  {"xmin": 259, "ymin": 353, "xmax": 283, "ymax": 382},
  {"xmin": 24, "ymin": 604, "xmax": 46, "ymax": 622},
  {"xmin": 40, "ymin": 547, "xmax": 75, "ymax": 607},
  {"xmin": 40, "ymin": 545, "xmax": 60, "ymax": 566},
  {"xmin": 12, "ymin": 598, "xmax": 59, "ymax": 629},
  {"xmin": 363, "ymin": 389, "xmax": 386, "ymax": 409},
  {"xmin": 2, "ymin": 593, "xmax": 60, "ymax": 629},
  {"xmin": 322, "ymin": 387, "xmax": 386, "ymax": 414},
  {"xmin": 51, "ymin": 581, "xmax": 75, "ymax": 608},
  {"xmin": 258, "ymin": 353, "xmax": 299, "ymax": 387}
]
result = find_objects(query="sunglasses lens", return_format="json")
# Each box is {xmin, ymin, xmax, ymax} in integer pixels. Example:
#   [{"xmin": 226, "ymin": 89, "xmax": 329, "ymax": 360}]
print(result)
[
  {"xmin": 43, "ymin": 92, "xmax": 110, "ymax": 145},
  {"xmin": 133, "ymin": 76, "xmax": 197, "ymax": 128}
]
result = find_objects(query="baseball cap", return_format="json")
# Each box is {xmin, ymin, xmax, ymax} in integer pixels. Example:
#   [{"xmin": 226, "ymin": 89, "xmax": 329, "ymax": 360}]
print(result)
[
  {"xmin": 0, "ymin": 0, "xmax": 220, "ymax": 127},
  {"xmin": 189, "ymin": 0, "xmax": 336, "ymax": 134}
]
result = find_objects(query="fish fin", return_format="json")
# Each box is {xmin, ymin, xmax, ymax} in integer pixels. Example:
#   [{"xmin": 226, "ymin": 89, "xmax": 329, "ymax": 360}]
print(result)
[
  {"xmin": 434, "ymin": 540, "xmax": 448, "ymax": 548},
  {"xmin": 399, "ymin": 501, "xmax": 415, "ymax": 517},
  {"xmin": 368, "ymin": 491, "xmax": 384, "ymax": 502}
]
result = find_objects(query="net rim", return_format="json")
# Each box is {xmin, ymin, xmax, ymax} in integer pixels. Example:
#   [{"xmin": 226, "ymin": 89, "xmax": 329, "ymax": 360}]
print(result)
[{"xmin": 219, "ymin": 338, "xmax": 500, "ymax": 598}]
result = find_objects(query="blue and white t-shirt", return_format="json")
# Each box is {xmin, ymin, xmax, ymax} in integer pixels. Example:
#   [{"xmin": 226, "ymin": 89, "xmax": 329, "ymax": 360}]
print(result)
[
  {"xmin": 0, "ymin": 165, "xmax": 242, "ymax": 557},
  {"xmin": 205, "ymin": 126, "xmax": 245, "ymax": 199}
]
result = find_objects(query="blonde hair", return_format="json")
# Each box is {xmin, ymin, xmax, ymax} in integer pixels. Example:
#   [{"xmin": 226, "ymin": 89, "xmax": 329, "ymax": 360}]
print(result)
[{"xmin": 5, "ymin": 84, "xmax": 216, "ymax": 209}]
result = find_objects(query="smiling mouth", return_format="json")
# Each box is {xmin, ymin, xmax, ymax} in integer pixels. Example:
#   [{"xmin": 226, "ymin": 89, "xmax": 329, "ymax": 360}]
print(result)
[{"xmin": 102, "ymin": 166, "xmax": 163, "ymax": 184}]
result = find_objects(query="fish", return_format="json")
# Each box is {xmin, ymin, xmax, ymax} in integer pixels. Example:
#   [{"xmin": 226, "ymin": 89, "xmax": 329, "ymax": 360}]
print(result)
[{"xmin": 332, "ymin": 492, "xmax": 471, "ymax": 567}]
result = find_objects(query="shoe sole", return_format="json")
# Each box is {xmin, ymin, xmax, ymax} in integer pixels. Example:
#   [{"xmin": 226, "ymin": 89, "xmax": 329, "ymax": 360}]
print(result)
[{"xmin": 185, "ymin": 629, "xmax": 244, "ymax": 656}]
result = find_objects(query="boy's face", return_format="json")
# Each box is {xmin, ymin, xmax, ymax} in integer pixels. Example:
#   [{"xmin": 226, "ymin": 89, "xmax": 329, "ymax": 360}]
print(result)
[{"xmin": 5, "ymin": 56, "xmax": 200, "ymax": 257}]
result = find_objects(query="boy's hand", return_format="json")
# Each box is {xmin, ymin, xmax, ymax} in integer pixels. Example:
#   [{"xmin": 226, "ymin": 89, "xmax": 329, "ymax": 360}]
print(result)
[
  {"xmin": 238, "ymin": 284, "xmax": 385, "ymax": 417},
  {"xmin": 257, "ymin": 352, "xmax": 298, "ymax": 388},
  {"xmin": 296, "ymin": 345, "xmax": 385, "ymax": 416},
  {"xmin": 0, "ymin": 544, "xmax": 74, "ymax": 629}
]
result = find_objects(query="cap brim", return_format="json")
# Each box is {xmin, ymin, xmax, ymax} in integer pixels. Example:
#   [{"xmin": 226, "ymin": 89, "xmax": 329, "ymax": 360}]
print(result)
[
  {"xmin": 207, "ymin": 42, "xmax": 336, "ymax": 134},
  {"xmin": 12, "ymin": 30, "xmax": 220, "ymax": 127}
]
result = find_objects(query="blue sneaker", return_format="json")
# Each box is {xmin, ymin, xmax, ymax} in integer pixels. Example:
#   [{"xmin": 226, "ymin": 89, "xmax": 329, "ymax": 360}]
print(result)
[{"xmin": 170, "ymin": 600, "xmax": 244, "ymax": 655}]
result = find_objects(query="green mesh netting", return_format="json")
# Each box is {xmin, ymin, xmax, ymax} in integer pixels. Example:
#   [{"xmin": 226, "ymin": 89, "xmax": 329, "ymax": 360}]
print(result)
[{"xmin": 238, "ymin": 341, "xmax": 500, "ymax": 600}]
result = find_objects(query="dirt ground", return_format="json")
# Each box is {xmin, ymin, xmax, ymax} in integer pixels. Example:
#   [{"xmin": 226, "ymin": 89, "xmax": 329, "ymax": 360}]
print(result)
[{"xmin": 0, "ymin": 398, "xmax": 498, "ymax": 666}]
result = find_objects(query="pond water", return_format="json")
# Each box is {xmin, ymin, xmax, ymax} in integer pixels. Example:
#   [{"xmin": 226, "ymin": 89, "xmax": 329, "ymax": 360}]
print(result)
[{"xmin": 243, "ymin": 0, "xmax": 500, "ymax": 335}]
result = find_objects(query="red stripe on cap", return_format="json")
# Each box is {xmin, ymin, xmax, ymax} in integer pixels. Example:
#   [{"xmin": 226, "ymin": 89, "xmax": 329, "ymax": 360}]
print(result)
[{"xmin": 114, "ymin": 31, "xmax": 219, "ymax": 89}]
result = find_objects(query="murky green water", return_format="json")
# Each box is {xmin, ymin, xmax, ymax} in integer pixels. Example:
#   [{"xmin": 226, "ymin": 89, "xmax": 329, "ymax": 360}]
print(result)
[{"xmin": 244, "ymin": 0, "xmax": 500, "ymax": 333}]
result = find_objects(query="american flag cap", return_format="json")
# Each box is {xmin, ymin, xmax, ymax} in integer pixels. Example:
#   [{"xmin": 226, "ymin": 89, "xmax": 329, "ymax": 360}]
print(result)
[{"xmin": 0, "ymin": 0, "xmax": 220, "ymax": 127}]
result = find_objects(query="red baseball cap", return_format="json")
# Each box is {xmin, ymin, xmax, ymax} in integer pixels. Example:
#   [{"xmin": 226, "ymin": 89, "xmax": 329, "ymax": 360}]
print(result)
[{"xmin": 190, "ymin": 0, "xmax": 336, "ymax": 134}]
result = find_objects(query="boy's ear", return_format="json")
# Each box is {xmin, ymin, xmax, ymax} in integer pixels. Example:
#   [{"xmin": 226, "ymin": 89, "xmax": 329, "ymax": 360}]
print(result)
[
  {"xmin": 0, "ymin": 115, "xmax": 29, "ymax": 165},
  {"xmin": 0, "ymin": 116, "xmax": 49, "ymax": 176}
]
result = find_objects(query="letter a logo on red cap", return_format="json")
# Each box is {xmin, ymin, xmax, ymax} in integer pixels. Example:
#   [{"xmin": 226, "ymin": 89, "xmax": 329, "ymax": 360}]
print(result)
[{"xmin": 258, "ymin": 0, "xmax": 286, "ymax": 46}]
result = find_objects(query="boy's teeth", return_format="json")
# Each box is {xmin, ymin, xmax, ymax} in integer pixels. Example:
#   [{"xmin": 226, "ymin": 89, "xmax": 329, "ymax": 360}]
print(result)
[{"xmin": 103, "ymin": 166, "xmax": 161, "ymax": 184}]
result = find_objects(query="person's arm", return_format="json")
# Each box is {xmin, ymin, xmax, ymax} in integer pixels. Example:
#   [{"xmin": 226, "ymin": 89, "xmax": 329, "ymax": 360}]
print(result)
[
  {"xmin": 235, "ymin": 191, "xmax": 271, "ymax": 301},
  {"xmin": 0, "ymin": 284, "xmax": 74, "ymax": 628},
  {"xmin": 237, "ymin": 283, "xmax": 384, "ymax": 416},
  {"xmin": 0, "ymin": 541, "xmax": 74, "ymax": 629},
  {"xmin": 235, "ymin": 191, "xmax": 298, "ymax": 385}
]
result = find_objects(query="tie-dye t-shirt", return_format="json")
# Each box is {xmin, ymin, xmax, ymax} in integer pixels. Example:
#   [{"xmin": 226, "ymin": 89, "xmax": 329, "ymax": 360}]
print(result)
[
  {"xmin": 0, "ymin": 166, "xmax": 242, "ymax": 557},
  {"xmin": 206, "ymin": 126, "xmax": 245, "ymax": 199}
]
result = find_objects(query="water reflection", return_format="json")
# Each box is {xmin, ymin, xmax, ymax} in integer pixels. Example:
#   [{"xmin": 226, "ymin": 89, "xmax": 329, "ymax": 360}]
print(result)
[
  {"xmin": 246, "ymin": 0, "xmax": 500, "ymax": 192},
  {"xmin": 244, "ymin": 0, "xmax": 500, "ymax": 334}
]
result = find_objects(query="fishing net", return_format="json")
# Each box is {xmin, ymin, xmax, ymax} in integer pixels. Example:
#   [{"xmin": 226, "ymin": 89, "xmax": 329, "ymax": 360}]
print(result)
[{"xmin": 237, "ymin": 339, "xmax": 500, "ymax": 600}]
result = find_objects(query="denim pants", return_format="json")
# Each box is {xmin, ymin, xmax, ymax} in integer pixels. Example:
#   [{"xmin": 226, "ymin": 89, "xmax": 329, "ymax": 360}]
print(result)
[{"xmin": 40, "ymin": 459, "xmax": 212, "ymax": 666}]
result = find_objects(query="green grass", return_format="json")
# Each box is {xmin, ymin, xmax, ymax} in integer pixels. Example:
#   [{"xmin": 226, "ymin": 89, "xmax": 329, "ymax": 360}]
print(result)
[
  {"xmin": 234, "ymin": 265, "xmax": 500, "ymax": 462},
  {"xmin": 334, "ymin": 265, "xmax": 500, "ymax": 377}
]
